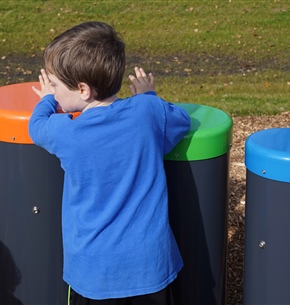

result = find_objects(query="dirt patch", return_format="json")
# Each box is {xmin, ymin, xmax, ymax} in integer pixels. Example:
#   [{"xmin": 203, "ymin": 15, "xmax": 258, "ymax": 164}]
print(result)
[
  {"xmin": 0, "ymin": 53, "xmax": 240, "ymax": 85},
  {"xmin": 1, "ymin": 53, "xmax": 290, "ymax": 86}
]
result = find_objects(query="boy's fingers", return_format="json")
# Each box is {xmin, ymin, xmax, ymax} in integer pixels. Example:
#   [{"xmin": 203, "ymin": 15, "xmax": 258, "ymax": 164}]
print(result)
[
  {"xmin": 134, "ymin": 67, "xmax": 141, "ymax": 78},
  {"xmin": 32, "ymin": 86, "xmax": 41, "ymax": 98},
  {"xmin": 40, "ymin": 69, "xmax": 50, "ymax": 84},
  {"xmin": 128, "ymin": 74, "xmax": 135, "ymax": 81},
  {"xmin": 149, "ymin": 73, "xmax": 154, "ymax": 86},
  {"xmin": 134, "ymin": 67, "xmax": 147, "ymax": 81},
  {"xmin": 138, "ymin": 67, "xmax": 147, "ymax": 78},
  {"xmin": 129, "ymin": 84, "xmax": 136, "ymax": 96},
  {"xmin": 38, "ymin": 74, "xmax": 44, "ymax": 86},
  {"xmin": 129, "ymin": 74, "xmax": 144, "ymax": 88}
]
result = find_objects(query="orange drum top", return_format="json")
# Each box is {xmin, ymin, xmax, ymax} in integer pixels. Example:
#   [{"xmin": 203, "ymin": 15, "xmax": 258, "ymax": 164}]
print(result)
[
  {"xmin": 0, "ymin": 82, "xmax": 40, "ymax": 144},
  {"xmin": 0, "ymin": 82, "xmax": 80, "ymax": 144}
]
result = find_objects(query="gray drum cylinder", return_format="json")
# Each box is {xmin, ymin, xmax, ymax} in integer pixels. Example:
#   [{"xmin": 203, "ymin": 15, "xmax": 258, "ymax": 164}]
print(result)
[
  {"xmin": 244, "ymin": 128, "xmax": 290, "ymax": 305},
  {"xmin": 0, "ymin": 82, "xmax": 67, "ymax": 305},
  {"xmin": 164, "ymin": 103, "xmax": 233, "ymax": 305}
]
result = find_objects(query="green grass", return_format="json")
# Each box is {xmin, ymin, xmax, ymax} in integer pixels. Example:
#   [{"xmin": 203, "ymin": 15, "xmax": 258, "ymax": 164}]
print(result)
[
  {"xmin": 120, "ymin": 70, "xmax": 290, "ymax": 116},
  {"xmin": 1, "ymin": 1, "xmax": 289, "ymax": 59},
  {"xmin": 1, "ymin": 0, "xmax": 290, "ymax": 116},
  {"xmin": 179, "ymin": 71, "xmax": 289, "ymax": 114}
]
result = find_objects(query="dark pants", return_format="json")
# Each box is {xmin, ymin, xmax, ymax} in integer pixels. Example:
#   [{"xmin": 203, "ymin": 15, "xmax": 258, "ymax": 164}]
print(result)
[{"xmin": 69, "ymin": 282, "xmax": 175, "ymax": 305}]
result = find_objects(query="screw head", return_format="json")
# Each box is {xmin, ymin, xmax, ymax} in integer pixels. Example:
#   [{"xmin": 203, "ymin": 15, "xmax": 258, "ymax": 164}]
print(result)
[
  {"xmin": 32, "ymin": 206, "xmax": 40, "ymax": 214},
  {"xmin": 258, "ymin": 240, "xmax": 266, "ymax": 249}
]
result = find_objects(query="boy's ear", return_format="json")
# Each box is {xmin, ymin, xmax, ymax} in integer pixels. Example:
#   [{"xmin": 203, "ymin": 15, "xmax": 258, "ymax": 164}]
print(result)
[{"xmin": 78, "ymin": 82, "xmax": 93, "ymax": 101}]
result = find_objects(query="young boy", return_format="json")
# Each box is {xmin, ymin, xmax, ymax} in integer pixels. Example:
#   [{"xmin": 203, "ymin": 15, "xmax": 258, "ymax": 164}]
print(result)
[{"xmin": 29, "ymin": 21, "xmax": 190, "ymax": 305}]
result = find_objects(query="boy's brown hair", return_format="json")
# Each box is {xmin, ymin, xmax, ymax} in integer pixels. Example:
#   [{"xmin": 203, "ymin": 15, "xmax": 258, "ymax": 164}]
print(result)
[{"xmin": 44, "ymin": 21, "xmax": 125, "ymax": 101}]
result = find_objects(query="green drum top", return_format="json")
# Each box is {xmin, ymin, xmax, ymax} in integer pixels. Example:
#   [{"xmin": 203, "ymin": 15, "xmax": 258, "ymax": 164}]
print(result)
[{"xmin": 165, "ymin": 103, "xmax": 233, "ymax": 161}]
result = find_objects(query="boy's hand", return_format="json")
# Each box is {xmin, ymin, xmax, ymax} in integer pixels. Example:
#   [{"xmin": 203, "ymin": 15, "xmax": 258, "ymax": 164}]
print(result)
[
  {"xmin": 32, "ymin": 69, "xmax": 52, "ymax": 98},
  {"xmin": 129, "ymin": 67, "xmax": 155, "ymax": 95}
]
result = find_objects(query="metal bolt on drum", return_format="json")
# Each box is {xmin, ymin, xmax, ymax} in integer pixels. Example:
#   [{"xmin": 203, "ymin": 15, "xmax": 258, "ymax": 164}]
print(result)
[
  {"xmin": 258, "ymin": 240, "xmax": 266, "ymax": 249},
  {"xmin": 32, "ymin": 206, "xmax": 40, "ymax": 214}
]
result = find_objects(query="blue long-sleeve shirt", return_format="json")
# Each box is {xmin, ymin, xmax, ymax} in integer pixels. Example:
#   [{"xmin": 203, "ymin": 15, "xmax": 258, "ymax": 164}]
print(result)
[{"xmin": 29, "ymin": 92, "xmax": 190, "ymax": 300}]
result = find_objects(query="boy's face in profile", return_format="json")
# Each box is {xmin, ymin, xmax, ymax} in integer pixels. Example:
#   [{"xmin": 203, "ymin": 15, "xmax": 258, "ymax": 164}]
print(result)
[{"xmin": 48, "ymin": 73, "xmax": 87, "ymax": 113}]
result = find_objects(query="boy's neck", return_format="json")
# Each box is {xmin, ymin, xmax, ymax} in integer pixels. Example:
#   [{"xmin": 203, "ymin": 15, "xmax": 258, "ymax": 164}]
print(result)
[{"xmin": 82, "ymin": 95, "xmax": 118, "ymax": 112}]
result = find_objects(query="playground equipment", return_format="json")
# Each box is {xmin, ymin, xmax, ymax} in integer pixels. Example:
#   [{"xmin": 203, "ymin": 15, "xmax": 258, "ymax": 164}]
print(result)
[
  {"xmin": 0, "ymin": 82, "xmax": 233, "ymax": 305},
  {"xmin": 244, "ymin": 128, "xmax": 290, "ymax": 304},
  {"xmin": 0, "ymin": 82, "xmax": 67, "ymax": 305},
  {"xmin": 165, "ymin": 103, "xmax": 233, "ymax": 305}
]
